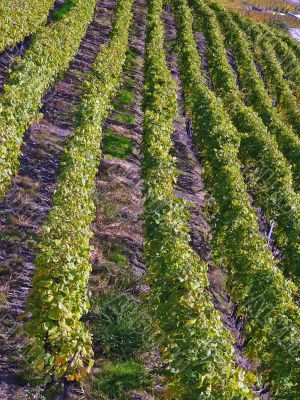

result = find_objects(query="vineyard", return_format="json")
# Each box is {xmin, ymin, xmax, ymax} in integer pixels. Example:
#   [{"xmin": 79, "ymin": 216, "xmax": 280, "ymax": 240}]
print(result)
[{"xmin": 0, "ymin": 0, "xmax": 299, "ymax": 399}]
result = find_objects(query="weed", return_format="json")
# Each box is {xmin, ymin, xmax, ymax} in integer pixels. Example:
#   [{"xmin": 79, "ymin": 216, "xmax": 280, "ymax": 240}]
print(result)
[
  {"xmin": 0, "ymin": 292, "xmax": 7, "ymax": 305},
  {"xmin": 93, "ymin": 361, "xmax": 152, "ymax": 398},
  {"xmin": 103, "ymin": 243, "xmax": 128, "ymax": 267},
  {"xmin": 125, "ymin": 48, "xmax": 139, "ymax": 69},
  {"xmin": 115, "ymin": 114, "xmax": 136, "ymax": 125},
  {"xmin": 107, "ymin": 251, "xmax": 128, "ymax": 266},
  {"xmin": 52, "ymin": 0, "xmax": 76, "ymax": 21},
  {"xmin": 103, "ymin": 131, "xmax": 134, "ymax": 159},
  {"xmin": 94, "ymin": 192, "xmax": 119, "ymax": 221},
  {"xmin": 114, "ymin": 89, "xmax": 135, "ymax": 109},
  {"xmin": 124, "ymin": 77, "xmax": 135, "ymax": 89},
  {"xmin": 90, "ymin": 293, "xmax": 154, "ymax": 360}
]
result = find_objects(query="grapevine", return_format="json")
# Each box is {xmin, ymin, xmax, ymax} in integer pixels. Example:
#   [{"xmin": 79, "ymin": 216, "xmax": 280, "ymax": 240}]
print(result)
[
  {"xmin": 142, "ymin": 0, "xmax": 254, "ymax": 398},
  {"xmin": 0, "ymin": 0, "xmax": 97, "ymax": 199},
  {"xmin": 0, "ymin": 0, "xmax": 55, "ymax": 53},
  {"xmin": 173, "ymin": 0, "xmax": 300, "ymax": 396},
  {"xmin": 25, "ymin": 0, "xmax": 134, "ymax": 382}
]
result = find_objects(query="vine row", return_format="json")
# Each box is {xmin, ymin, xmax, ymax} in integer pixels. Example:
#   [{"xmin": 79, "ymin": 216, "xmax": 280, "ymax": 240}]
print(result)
[
  {"xmin": 172, "ymin": 0, "xmax": 300, "ymax": 397},
  {"xmin": 210, "ymin": 2, "xmax": 300, "ymax": 191},
  {"xmin": 257, "ymin": 40, "xmax": 300, "ymax": 137},
  {"xmin": 0, "ymin": 0, "xmax": 55, "ymax": 53},
  {"xmin": 230, "ymin": 11, "xmax": 300, "ymax": 135},
  {"xmin": 189, "ymin": 0, "xmax": 300, "ymax": 281},
  {"xmin": 232, "ymin": 11, "xmax": 300, "ymax": 99},
  {"xmin": 142, "ymin": 0, "xmax": 253, "ymax": 398},
  {"xmin": 0, "ymin": 0, "xmax": 97, "ymax": 199},
  {"xmin": 25, "ymin": 0, "xmax": 134, "ymax": 382}
]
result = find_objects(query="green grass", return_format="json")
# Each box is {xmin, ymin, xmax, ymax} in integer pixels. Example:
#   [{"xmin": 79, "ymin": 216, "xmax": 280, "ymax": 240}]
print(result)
[
  {"xmin": 107, "ymin": 251, "xmax": 128, "ymax": 266},
  {"xmin": 94, "ymin": 192, "xmax": 119, "ymax": 221},
  {"xmin": 103, "ymin": 131, "xmax": 133, "ymax": 159},
  {"xmin": 0, "ymin": 267, "xmax": 10, "ymax": 277},
  {"xmin": 123, "ymin": 77, "xmax": 135, "ymax": 89},
  {"xmin": 114, "ymin": 89, "xmax": 135, "ymax": 109},
  {"xmin": 104, "ymin": 243, "xmax": 128, "ymax": 267},
  {"xmin": 125, "ymin": 48, "xmax": 139, "ymax": 69},
  {"xmin": 52, "ymin": 0, "xmax": 76, "ymax": 21},
  {"xmin": 105, "ymin": 243, "xmax": 128, "ymax": 267},
  {"xmin": 0, "ymin": 292, "xmax": 7, "ymax": 305},
  {"xmin": 90, "ymin": 293, "xmax": 154, "ymax": 360},
  {"xmin": 93, "ymin": 361, "xmax": 152, "ymax": 399},
  {"xmin": 115, "ymin": 114, "xmax": 136, "ymax": 125}
]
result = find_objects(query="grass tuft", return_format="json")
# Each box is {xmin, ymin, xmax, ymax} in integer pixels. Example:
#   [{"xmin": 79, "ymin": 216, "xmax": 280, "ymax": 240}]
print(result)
[
  {"xmin": 115, "ymin": 114, "xmax": 136, "ymax": 125},
  {"xmin": 90, "ymin": 293, "xmax": 154, "ymax": 359},
  {"xmin": 103, "ymin": 131, "xmax": 134, "ymax": 159},
  {"xmin": 114, "ymin": 89, "xmax": 135, "ymax": 109},
  {"xmin": 93, "ymin": 361, "xmax": 152, "ymax": 398},
  {"xmin": 52, "ymin": 0, "xmax": 76, "ymax": 21},
  {"xmin": 107, "ymin": 250, "xmax": 128, "ymax": 266}
]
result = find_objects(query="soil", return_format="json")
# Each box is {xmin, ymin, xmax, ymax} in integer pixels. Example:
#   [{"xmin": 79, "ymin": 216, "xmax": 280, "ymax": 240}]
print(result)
[
  {"xmin": 84, "ymin": 1, "xmax": 156, "ymax": 398},
  {"xmin": 194, "ymin": 31, "xmax": 213, "ymax": 88},
  {"xmin": 90, "ymin": 0, "xmax": 146, "ymax": 296}
]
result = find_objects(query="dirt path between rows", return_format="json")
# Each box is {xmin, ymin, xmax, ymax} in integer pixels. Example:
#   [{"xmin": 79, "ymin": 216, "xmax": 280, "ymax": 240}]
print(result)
[
  {"xmin": 0, "ymin": 1, "xmax": 117, "ymax": 398},
  {"xmin": 84, "ymin": 0, "xmax": 154, "ymax": 398},
  {"xmin": 91, "ymin": 0, "xmax": 146, "ymax": 279}
]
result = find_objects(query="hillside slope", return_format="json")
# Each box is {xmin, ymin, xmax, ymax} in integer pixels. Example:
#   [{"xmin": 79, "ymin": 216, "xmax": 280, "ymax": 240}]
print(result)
[{"xmin": 0, "ymin": 0, "xmax": 299, "ymax": 399}]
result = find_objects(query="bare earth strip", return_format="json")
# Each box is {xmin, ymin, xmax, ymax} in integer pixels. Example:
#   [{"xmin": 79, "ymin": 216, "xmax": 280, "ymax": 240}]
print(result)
[{"xmin": 86, "ymin": 1, "xmax": 158, "ymax": 399}]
